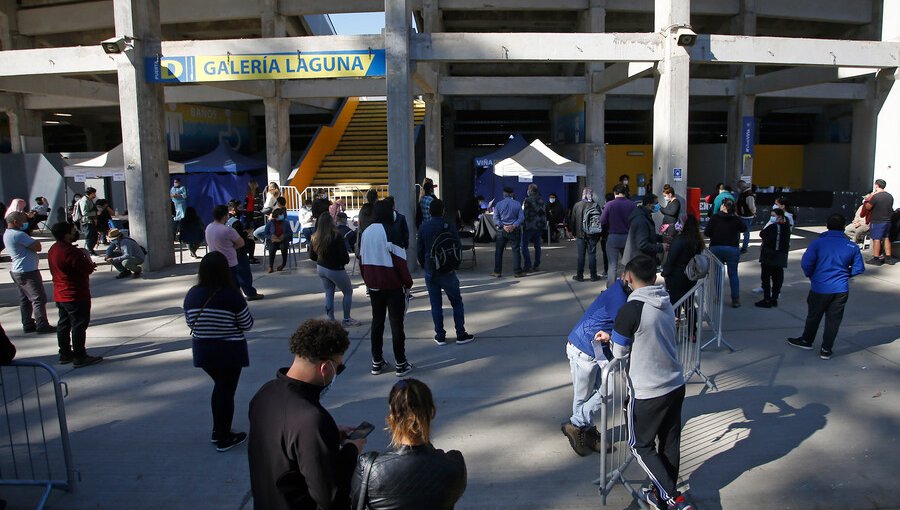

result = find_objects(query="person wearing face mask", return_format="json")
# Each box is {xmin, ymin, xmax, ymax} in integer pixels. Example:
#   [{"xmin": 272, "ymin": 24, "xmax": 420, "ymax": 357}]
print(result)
[
  {"xmin": 383, "ymin": 196, "xmax": 410, "ymax": 250},
  {"xmin": 660, "ymin": 184, "xmax": 681, "ymax": 233},
  {"xmin": 622, "ymin": 194, "xmax": 664, "ymax": 270},
  {"xmin": 560, "ymin": 273, "xmax": 630, "ymax": 456},
  {"xmin": 184, "ymin": 252, "xmax": 254, "ymax": 452},
  {"xmin": 618, "ymin": 174, "xmax": 632, "ymax": 198},
  {"xmin": 545, "ymin": 193, "xmax": 566, "ymax": 242},
  {"xmin": 263, "ymin": 207, "xmax": 293, "ymax": 273},
  {"xmin": 705, "ymin": 198, "xmax": 745, "ymax": 308},
  {"xmin": 755, "ymin": 208, "xmax": 791, "ymax": 308},
  {"xmin": 249, "ymin": 319, "xmax": 366, "ymax": 510},
  {"xmin": 4, "ymin": 212, "xmax": 55, "ymax": 334},
  {"xmin": 48, "ymin": 221, "xmax": 102, "ymax": 367}
]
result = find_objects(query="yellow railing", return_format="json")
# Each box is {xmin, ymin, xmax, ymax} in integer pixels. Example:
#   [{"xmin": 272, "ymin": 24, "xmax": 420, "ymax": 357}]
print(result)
[{"xmin": 287, "ymin": 97, "xmax": 360, "ymax": 191}]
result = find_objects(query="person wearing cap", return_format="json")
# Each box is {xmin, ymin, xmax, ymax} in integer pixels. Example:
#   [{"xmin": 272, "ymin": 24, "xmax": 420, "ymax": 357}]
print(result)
[
  {"xmin": 104, "ymin": 228, "xmax": 145, "ymax": 279},
  {"xmin": 491, "ymin": 186, "xmax": 525, "ymax": 278}
]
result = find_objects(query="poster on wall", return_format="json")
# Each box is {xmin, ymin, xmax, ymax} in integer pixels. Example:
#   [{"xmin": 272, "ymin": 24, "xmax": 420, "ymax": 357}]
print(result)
[{"xmin": 164, "ymin": 103, "xmax": 251, "ymax": 155}]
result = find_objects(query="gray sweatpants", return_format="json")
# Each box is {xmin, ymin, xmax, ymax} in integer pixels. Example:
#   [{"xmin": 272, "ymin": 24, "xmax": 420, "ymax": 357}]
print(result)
[{"xmin": 10, "ymin": 270, "xmax": 50, "ymax": 329}]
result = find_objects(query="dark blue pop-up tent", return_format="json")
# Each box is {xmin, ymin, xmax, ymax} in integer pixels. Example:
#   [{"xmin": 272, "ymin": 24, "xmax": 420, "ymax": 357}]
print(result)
[
  {"xmin": 181, "ymin": 142, "xmax": 267, "ymax": 224},
  {"xmin": 473, "ymin": 135, "xmax": 578, "ymax": 209}
]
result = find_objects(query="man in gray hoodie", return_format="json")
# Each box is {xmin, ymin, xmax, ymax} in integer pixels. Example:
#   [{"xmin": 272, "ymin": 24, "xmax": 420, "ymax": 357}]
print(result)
[{"xmin": 604, "ymin": 255, "xmax": 693, "ymax": 510}]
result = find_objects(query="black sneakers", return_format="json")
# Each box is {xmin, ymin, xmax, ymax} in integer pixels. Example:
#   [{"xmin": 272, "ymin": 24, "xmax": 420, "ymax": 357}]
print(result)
[
  {"xmin": 754, "ymin": 299, "xmax": 772, "ymax": 308},
  {"xmin": 115, "ymin": 270, "xmax": 132, "ymax": 279},
  {"xmin": 820, "ymin": 349, "xmax": 833, "ymax": 360},
  {"xmin": 35, "ymin": 325, "xmax": 57, "ymax": 334},
  {"xmin": 456, "ymin": 333, "xmax": 476, "ymax": 345},
  {"xmin": 59, "ymin": 352, "xmax": 74, "ymax": 364},
  {"xmin": 216, "ymin": 432, "xmax": 247, "ymax": 452},
  {"xmin": 73, "ymin": 355, "xmax": 103, "ymax": 368},
  {"xmin": 560, "ymin": 421, "xmax": 591, "ymax": 457},
  {"xmin": 371, "ymin": 359, "xmax": 388, "ymax": 375},
  {"xmin": 786, "ymin": 337, "xmax": 813, "ymax": 350},
  {"xmin": 866, "ymin": 257, "xmax": 884, "ymax": 266},
  {"xmin": 434, "ymin": 335, "xmax": 448, "ymax": 346},
  {"xmin": 572, "ymin": 275, "xmax": 585, "ymax": 282},
  {"xmin": 395, "ymin": 361, "xmax": 412, "ymax": 377}
]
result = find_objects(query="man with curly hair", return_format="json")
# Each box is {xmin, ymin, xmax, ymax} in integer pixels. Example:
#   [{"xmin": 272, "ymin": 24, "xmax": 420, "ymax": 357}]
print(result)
[{"xmin": 248, "ymin": 319, "xmax": 367, "ymax": 510}]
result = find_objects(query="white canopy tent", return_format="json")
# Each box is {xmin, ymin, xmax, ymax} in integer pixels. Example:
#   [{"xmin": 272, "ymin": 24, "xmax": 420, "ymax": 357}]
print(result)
[
  {"xmin": 493, "ymin": 139, "xmax": 586, "ymax": 178},
  {"xmin": 63, "ymin": 144, "xmax": 184, "ymax": 178}
]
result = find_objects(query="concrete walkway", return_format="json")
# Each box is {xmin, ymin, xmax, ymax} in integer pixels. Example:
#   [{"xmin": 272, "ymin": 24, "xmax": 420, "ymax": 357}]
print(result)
[{"xmin": 1, "ymin": 227, "xmax": 898, "ymax": 509}]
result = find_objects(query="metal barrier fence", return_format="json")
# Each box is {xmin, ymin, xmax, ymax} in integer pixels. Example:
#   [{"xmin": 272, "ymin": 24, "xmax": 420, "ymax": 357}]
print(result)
[
  {"xmin": 289, "ymin": 185, "xmax": 390, "ymax": 211},
  {"xmin": 672, "ymin": 280, "xmax": 717, "ymax": 391},
  {"xmin": 593, "ymin": 357, "xmax": 641, "ymax": 506},
  {"xmin": 0, "ymin": 361, "xmax": 75, "ymax": 509},
  {"xmin": 700, "ymin": 249, "xmax": 735, "ymax": 351}
]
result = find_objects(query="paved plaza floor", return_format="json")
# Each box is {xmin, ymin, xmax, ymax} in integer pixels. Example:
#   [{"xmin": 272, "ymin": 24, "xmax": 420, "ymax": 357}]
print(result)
[{"xmin": 1, "ymin": 226, "xmax": 898, "ymax": 509}]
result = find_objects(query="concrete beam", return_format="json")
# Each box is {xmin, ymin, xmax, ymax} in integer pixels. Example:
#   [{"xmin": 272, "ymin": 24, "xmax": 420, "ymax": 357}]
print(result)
[
  {"xmin": 204, "ymin": 80, "xmax": 276, "ymax": 98},
  {"xmin": 0, "ymin": 76, "xmax": 119, "ymax": 102},
  {"xmin": 755, "ymin": 0, "xmax": 872, "ymax": 24},
  {"xmin": 160, "ymin": 34, "xmax": 384, "ymax": 55},
  {"xmin": 439, "ymin": 76, "xmax": 587, "ymax": 95},
  {"xmin": 439, "ymin": 0, "xmax": 587, "ymax": 10},
  {"xmin": 690, "ymin": 35, "xmax": 900, "ymax": 68},
  {"xmin": 23, "ymin": 95, "xmax": 117, "ymax": 109},
  {"xmin": 606, "ymin": 0, "xmax": 738, "ymax": 15},
  {"xmin": 591, "ymin": 61, "xmax": 654, "ymax": 94},
  {"xmin": 413, "ymin": 65, "xmax": 437, "ymax": 94},
  {"xmin": 745, "ymin": 66, "xmax": 878, "ymax": 95},
  {"xmin": 412, "ymin": 32, "xmax": 662, "ymax": 62},
  {"xmin": 0, "ymin": 46, "xmax": 117, "ymax": 76},
  {"xmin": 164, "ymin": 85, "xmax": 262, "ymax": 103},
  {"xmin": 281, "ymin": 78, "xmax": 385, "ymax": 98},
  {"xmin": 279, "ymin": 0, "xmax": 421, "ymax": 15},
  {"xmin": 758, "ymin": 82, "xmax": 869, "ymax": 100}
]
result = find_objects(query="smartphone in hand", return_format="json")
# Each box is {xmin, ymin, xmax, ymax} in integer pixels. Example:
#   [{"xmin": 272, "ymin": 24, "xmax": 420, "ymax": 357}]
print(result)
[{"xmin": 347, "ymin": 421, "xmax": 375, "ymax": 440}]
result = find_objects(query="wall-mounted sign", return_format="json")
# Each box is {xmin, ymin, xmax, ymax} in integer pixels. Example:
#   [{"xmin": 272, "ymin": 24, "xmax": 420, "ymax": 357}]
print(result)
[
  {"xmin": 113, "ymin": 172, "xmax": 126, "ymax": 182},
  {"xmin": 563, "ymin": 174, "xmax": 577, "ymax": 183},
  {"xmin": 146, "ymin": 50, "xmax": 386, "ymax": 83},
  {"xmin": 741, "ymin": 116, "xmax": 754, "ymax": 181},
  {"xmin": 673, "ymin": 167, "xmax": 683, "ymax": 182},
  {"xmin": 518, "ymin": 175, "xmax": 533, "ymax": 183}
]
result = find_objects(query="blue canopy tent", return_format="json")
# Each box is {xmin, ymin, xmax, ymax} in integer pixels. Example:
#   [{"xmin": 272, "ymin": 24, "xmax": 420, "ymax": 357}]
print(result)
[
  {"xmin": 473, "ymin": 135, "xmax": 578, "ymax": 208},
  {"xmin": 181, "ymin": 142, "xmax": 267, "ymax": 224}
]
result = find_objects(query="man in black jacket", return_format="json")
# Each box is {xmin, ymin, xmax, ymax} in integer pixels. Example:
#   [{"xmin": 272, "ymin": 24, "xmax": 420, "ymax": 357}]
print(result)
[
  {"xmin": 622, "ymin": 194, "xmax": 664, "ymax": 269},
  {"xmin": 248, "ymin": 319, "xmax": 366, "ymax": 510}
]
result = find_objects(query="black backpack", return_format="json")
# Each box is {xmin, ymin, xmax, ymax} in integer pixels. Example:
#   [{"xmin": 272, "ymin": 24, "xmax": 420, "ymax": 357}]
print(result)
[
  {"xmin": 430, "ymin": 224, "xmax": 462, "ymax": 273},
  {"xmin": 582, "ymin": 204, "xmax": 603, "ymax": 236}
]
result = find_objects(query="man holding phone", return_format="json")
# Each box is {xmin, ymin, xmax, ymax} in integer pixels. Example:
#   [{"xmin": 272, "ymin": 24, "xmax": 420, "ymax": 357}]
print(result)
[{"xmin": 248, "ymin": 319, "xmax": 366, "ymax": 510}]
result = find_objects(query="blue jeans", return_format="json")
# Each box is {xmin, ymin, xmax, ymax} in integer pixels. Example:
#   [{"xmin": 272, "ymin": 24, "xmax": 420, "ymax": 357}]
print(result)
[
  {"xmin": 576, "ymin": 236, "xmax": 599, "ymax": 278},
  {"xmin": 317, "ymin": 266, "xmax": 353, "ymax": 321},
  {"xmin": 521, "ymin": 229, "xmax": 542, "ymax": 270},
  {"xmin": 567, "ymin": 342, "xmax": 608, "ymax": 429},
  {"xmin": 710, "ymin": 245, "xmax": 740, "ymax": 301},
  {"xmin": 740, "ymin": 217, "xmax": 753, "ymax": 251},
  {"xmin": 424, "ymin": 270, "xmax": 466, "ymax": 339},
  {"xmin": 494, "ymin": 228, "xmax": 522, "ymax": 274},
  {"xmin": 231, "ymin": 257, "xmax": 259, "ymax": 297}
]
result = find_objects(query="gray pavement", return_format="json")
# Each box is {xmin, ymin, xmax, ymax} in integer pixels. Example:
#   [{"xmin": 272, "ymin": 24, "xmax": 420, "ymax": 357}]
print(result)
[{"xmin": 1, "ymin": 227, "xmax": 898, "ymax": 510}]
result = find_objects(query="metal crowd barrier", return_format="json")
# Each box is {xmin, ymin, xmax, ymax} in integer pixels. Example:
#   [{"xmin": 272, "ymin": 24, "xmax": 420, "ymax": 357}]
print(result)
[
  {"xmin": 672, "ymin": 280, "xmax": 717, "ymax": 391},
  {"xmin": 700, "ymin": 249, "xmax": 734, "ymax": 351},
  {"xmin": 0, "ymin": 361, "xmax": 75, "ymax": 509},
  {"xmin": 593, "ymin": 357, "xmax": 641, "ymax": 506}
]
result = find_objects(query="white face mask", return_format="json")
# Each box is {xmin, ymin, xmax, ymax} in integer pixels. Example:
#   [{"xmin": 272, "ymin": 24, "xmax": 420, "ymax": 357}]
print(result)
[{"xmin": 549, "ymin": 198, "xmax": 556, "ymax": 203}]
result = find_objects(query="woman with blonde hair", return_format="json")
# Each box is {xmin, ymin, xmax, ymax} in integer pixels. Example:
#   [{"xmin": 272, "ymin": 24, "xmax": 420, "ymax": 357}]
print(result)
[
  {"xmin": 310, "ymin": 212, "xmax": 360, "ymax": 327},
  {"xmin": 351, "ymin": 379, "xmax": 466, "ymax": 509}
]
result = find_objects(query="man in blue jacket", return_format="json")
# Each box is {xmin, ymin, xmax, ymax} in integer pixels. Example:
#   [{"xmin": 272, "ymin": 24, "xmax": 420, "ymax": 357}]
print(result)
[
  {"xmin": 561, "ymin": 277, "xmax": 629, "ymax": 456},
  {"xmin": 788, "ymin": 214, "xmax": 864, "ymax": 360}
]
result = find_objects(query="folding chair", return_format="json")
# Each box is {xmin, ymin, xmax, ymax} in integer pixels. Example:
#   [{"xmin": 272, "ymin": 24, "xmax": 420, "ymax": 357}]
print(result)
[{"xmin": 458, "ymin": 229, "xmax": 476, "ymax": 268}]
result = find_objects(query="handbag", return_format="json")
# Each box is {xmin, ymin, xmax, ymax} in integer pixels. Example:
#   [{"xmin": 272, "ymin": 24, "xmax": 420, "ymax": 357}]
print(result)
[
  {"xmin": 356, "ymin": 452, "xmax": 379, "ymax": 510},
  {"xmin": 685, "ymin": 252, "xmax": 710, "ymax": 281}
]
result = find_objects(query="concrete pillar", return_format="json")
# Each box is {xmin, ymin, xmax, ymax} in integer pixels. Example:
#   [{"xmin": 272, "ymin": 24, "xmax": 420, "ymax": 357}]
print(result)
[
  {"xmin": 264, "ymin": 96, "xmax": 291, "ymax": 185},
  {"xmin": 725, "ymin": 0, "xmax": 756, "ymax": 187},
  {"xmin": 386, "ymin": 0, "xmax": 417, "ymax": 269},
  {"xmin": 850, "ymin": 85, "xmax": 878, "ymax": 194},
  {"xmin": 652, "ymin": 0, "xmax": 690, "ymax": 199},
  {"xmin": 261, "ymin": 0, "xmax": 292, "ymax": 186},
  {"xmin": 113, "ymin": 0, "xmax": 174, "ymax": 270},
  {"xmin": 424, "ymin": 94, "xmax": 442, "ymax": 197},
  {"xmin": 582, "ymin": 0, "xmax": 606, "ymax": 201},
  {"xmin": 872, "ymin": 0, "xmax": 900, "ymax": 196},
  {"xmin": 6, "ymin": 95, "xmax": 43, "ymax": 153}
]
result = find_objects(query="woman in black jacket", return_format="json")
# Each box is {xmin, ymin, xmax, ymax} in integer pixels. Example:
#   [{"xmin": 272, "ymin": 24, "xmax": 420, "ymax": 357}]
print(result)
[
  {"xmin": 662, "ymin": 214, "xmax": 705, "ymax": 305},
  {"xmin": 310, "ymin": 213, "xmax": 360, "ymax": 328},
  {"xmin": 660, "ymin": 184, "xmax": 681, "ymax": 232},
  {"xmin": 755, "ymin": 208, "xmax": 791, "ymax": 308},
  {"xmin": 704, "ymin": 198, "xmax": 745, "ymax": 307},
  {"xmin": 352, "ymin": 379, "xmax": 466, "ymax": 510}
]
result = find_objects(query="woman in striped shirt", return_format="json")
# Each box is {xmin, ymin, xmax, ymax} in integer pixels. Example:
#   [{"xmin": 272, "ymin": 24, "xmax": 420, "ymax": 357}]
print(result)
[{"xmin": 184, "ymin": 251, "xmax": 254, "ymax": 452}]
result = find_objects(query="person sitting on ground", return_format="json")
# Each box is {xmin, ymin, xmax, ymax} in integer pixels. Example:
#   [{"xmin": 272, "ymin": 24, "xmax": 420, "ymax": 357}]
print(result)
[
  {"xmin": 662, "ymin": 215, "xmax": 705, "ymax": 305},
  {"xmin": 560, "ymin": 272, "xmax": 630, "ymax": 456},
  {"xmin": 104, "ymin": 228, "xmax": 145, "ymax": 279},
  {"xmin": 351, "ymin": 378, "xmax": 467, "ymax": 510},
  {"xmin": 755, "ymin": 208, "xmax": 791, "ymax": 308},
  {"xmin": 309, "ymin": 212, "xmax": 361, "ymax": 328},
  {"xmin": 263, "ymin": 207, "xmax": 292, "ymax": 273},
  {"xmin": 600, "ymin": 255, "xmax": 694, "ymax": 510},
  {"xmin": 184, "ymin": 251, "xmax": 253, "ymax": 452},
  {"xmin": 248, "ymin": 319, "xmax": 366, "ymax": 510},
  {"xmin": 417, "ymin": 198, "xmax": 475, "ymax": 346},
  {"xmin": 179, "ymin": 207, "xmax": 206, "ymax": 258}
]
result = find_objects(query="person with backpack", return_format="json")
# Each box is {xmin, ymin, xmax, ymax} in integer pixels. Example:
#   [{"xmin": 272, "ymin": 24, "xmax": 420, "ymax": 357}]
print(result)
[
  {"xmin": 521, "ymin": 183, "xmax": 547, "ymax": 273},
  {"xmin": 755, "ymin": 208, "xmax": 791, "ymax": 308},
  {"xmin": 599, "ymin": 184, "xmax": 636, "ymax": 286},
  {"xmin": 622, "ymin": 194, "xmax": 665, "ymax": 269},
  {"xmin": 569, "ymin": 187, "xmax": 603, "ymax": 282},
  {"xmin": 417, "ymin": 199, "xmax": 475, "ymax": 346},
  {"xmin": 74, "ymin": 187, "xmax": 99, "ymax": 256},
  {"xmin": 104, "ymin": 228, "xmax": 145, "ymax": 279},
  {"xmin": 736, "ymin": 181, "xmax": 757, "ymax": 253}
]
